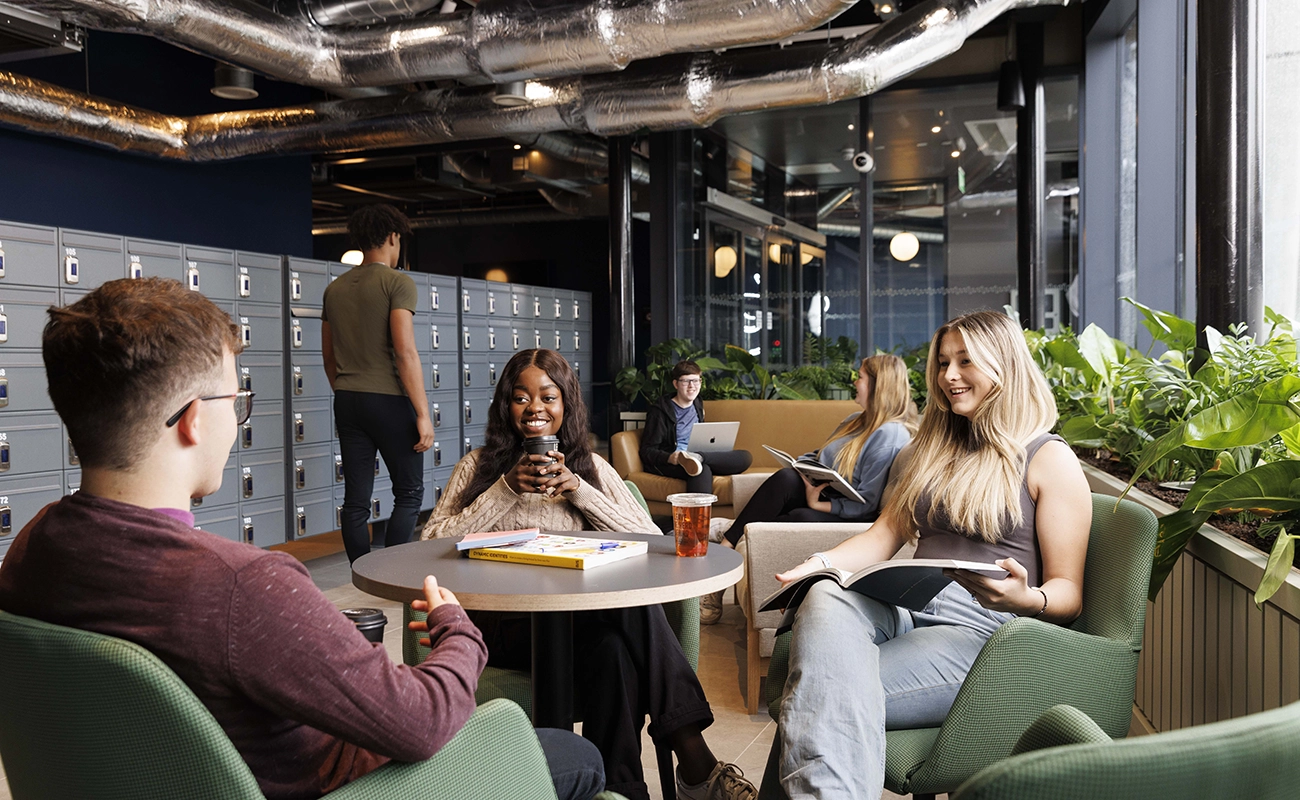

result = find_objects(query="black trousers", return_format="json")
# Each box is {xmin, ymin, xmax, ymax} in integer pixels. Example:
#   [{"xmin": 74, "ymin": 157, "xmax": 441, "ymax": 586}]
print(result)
[
  {"xmin": 334, "ymin": 390, "xmax": 425, "ymax": 563},
  {"xmin": 723, "ymin": 467, "xmax": 842, "ymax": 546},
  {"xmin": 473, "ymin": 605, "xmax": 714, "ymax": 800},
  {"xmin": 646, "ymin": 449, "xmax": 753, "ymax": 494}
]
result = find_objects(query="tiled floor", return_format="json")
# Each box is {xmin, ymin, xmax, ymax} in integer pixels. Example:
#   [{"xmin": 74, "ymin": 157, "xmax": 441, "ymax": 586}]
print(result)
[{"xmin": 0, "ymin": 536, "xmax": 913, "ymax": 800}]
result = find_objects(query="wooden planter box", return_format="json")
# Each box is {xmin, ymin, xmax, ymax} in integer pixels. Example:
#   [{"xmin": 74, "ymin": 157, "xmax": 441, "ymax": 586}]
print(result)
[{"xmin": 1083, "ymin": 463, "xmax": 1300, "ymax": 734}]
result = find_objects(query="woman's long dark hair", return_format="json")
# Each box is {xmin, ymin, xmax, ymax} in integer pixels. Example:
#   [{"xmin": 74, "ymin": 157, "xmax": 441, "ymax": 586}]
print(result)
[{"xmin": 455, "ymin": 349, "xmax": 602, "ymax": 510}]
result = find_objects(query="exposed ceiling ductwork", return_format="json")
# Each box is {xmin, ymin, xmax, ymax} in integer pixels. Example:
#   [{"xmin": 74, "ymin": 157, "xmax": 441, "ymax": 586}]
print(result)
[
  {"xmin": 5, "ymin": 0, "xmax": 857, "ymax": 88},
  {"xmin": 297, "ymin": 0, "xmax": 449, "ymax": 28},
  {"xmin": 0, "ymin": 0, "xmax": 1068, "ymax": 162}
]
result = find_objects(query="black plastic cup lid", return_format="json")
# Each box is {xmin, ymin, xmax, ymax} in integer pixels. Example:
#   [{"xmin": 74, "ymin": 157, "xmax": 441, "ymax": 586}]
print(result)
[{"xmin": 340, "ymin": 607, "xmax": 387, "ymax": 626}]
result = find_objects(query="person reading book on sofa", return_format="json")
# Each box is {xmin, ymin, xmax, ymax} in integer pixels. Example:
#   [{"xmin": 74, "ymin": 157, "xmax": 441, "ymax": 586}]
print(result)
[
  {"xmin": 639, "ymin": 359, "xmax": 753, "ymax": 493},
  {"xmin": 0, "ymin": 279, "xmax": 605, "ymax": 800},
  {"xmin": 765, "ymin": 311, "xmax": 1092, "ymax": 800},
  {"xmin": 421, "ymin": 348, "xmax": 757, "ymax": 800},
  {"xmin": 717, "ymin": 354, "xmax": 918, "ymax": 550}
]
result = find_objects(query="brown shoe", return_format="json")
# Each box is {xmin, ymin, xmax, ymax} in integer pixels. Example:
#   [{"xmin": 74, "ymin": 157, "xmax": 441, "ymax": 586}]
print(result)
[
  {"xmin": 700, "ymin": 590, "xmax": 723, "ymax": 625},
  {"xmin": 677, "ymin": 761, "xmax": 757, "ymax": 800}
]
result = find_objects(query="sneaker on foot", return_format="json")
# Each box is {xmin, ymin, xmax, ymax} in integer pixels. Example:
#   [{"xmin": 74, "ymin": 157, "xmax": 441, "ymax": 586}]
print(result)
[
  {"xmin": 708, "ymin": 517, "xmax": 733, "ymax": 543},
  {"xmin": 700, "ymin": 589, "xmax": 723, "ymax": 625},
  {"xmin": 680, "ymin": 451, "xmax": 704, "ymax": 477},
  {"xmin": 677, "ymin": 761, "xmax": 757, "ymax": 800}
]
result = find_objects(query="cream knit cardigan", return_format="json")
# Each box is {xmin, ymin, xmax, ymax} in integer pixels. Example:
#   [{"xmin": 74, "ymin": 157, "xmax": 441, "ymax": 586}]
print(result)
[{"xmin": 421, "ymin": 449, "xmax": 661, "ymax": 540}]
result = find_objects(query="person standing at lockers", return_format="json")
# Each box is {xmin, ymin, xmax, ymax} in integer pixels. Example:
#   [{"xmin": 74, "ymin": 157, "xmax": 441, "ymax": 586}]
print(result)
[{"xmin": 323, "ymin": 204, "xmax": 434, "ymax": 563}]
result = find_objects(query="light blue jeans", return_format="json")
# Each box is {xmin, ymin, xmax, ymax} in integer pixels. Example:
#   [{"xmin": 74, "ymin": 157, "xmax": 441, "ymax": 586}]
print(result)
[{"xmin": 775, "ymin": 581, "xmax": 1013, "ymax": 800}]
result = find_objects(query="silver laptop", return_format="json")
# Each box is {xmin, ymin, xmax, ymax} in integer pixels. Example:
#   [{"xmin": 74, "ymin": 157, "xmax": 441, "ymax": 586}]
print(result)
[{"xmin": 687, "ymin": 421, "xmax": 740, "ymax": 453}]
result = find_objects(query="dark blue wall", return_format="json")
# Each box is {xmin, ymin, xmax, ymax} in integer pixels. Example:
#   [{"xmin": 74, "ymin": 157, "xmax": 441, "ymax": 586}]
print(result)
[{"xmin": 0, "ymin": 33, "xmax": 313, "ymax": 256}]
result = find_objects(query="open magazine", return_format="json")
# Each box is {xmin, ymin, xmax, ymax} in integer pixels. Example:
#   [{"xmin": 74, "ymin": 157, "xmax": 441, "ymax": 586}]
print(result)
[
  {"xmin": 762, "ymin": 445, "xmax": 866, "ymax": 505},
  {"xmin": 758, "ymin": 559, "xmax": 1009, "ymax": 633}
]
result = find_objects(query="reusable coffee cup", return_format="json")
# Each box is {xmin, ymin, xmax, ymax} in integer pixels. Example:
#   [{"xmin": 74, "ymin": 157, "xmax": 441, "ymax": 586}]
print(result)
[
  {"xmin": 522, "ymin": 435, "xmax": 560, "ymax": 463},
  {"xmin": 340, "ymin": 607, "xmax": 388, "ymax": 644},
  {"xmin": 666, "ymin": 492, "xmax": 717, "ymax": 557}
]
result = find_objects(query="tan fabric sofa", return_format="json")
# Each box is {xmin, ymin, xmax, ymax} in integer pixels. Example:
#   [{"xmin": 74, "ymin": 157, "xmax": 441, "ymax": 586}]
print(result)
[{"xmin": 609, "ymin": 399, "xmax": 862, "ymax": 517}]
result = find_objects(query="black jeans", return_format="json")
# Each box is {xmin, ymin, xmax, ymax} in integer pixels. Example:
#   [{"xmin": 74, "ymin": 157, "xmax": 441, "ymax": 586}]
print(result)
[
  {"xmin": 473, "ymin": 605, "xmax": 714, "ymax": 800},
  {"xmin": 723, "ymin": 467, "xmax": 842, "ymax": 546},
  {"xmin": 334, "ymin": 390, "xmax": 424, "ymax": 563},
  {"xmin": 646, "ymin": 449, "xmax": 754, "ymax": 494}
]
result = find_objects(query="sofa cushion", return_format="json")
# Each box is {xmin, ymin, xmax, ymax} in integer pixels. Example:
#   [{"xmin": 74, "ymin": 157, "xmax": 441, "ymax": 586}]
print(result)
[{"xmin": 628, "ymin": 470, "xmax": 733, "ymax": 507}]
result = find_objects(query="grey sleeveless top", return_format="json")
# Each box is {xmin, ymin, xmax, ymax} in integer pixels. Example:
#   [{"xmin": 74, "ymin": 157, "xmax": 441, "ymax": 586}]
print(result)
[{"xmin": 911, "ymin": 432, "xmax": 1063, "ymax": 587}]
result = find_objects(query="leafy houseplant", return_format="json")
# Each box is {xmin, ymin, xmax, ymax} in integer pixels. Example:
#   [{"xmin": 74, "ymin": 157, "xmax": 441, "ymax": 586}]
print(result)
[{"xmin": 1034, "ymin": 301, "xmax": 1300, "ymax": 605}]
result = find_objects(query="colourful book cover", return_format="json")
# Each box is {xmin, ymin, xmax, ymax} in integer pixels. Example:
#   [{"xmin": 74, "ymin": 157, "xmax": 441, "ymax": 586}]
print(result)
[{"xmin": 467, "ymin": 533, "xmax": 648, "ymax": 570}]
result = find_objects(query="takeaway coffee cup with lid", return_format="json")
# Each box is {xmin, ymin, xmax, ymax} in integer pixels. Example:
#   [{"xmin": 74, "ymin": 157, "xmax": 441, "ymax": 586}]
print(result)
[
  {"xmin": 522, "ymin": 435, "xmax": 560, "ymax": 463},
  {"xmin": 340, "ymin": 607, "xmax": 388, "ymax": 644},
  {"xmin": 667, "ymin": 492, "xmax": 717, "ymax": 557}
]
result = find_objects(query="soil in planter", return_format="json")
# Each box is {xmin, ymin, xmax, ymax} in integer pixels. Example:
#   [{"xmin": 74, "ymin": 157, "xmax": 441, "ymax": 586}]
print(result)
[{"xmin": 1078, "ymin": 452, "xmax": 1300, "ymax": 569}]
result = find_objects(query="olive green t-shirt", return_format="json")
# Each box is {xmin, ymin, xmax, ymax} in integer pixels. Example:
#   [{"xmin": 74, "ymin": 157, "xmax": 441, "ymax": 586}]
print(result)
[{"xmin": 321, "ymin": 263, "xmax": 418, "ymax": 396}]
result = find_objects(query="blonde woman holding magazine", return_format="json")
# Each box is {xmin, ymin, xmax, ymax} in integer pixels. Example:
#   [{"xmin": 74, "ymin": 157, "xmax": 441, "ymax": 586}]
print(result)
[{"xmin": 767, "ymin": 311, "xmax": 1091, "ymax": 800}]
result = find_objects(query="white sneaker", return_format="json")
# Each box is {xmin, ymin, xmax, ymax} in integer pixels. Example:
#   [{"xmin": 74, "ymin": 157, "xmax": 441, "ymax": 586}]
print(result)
[
  {"xmin": 709, "ymin": 517, "xmax": 733, "ymax": 543},
  {"xmin": 677, "ymin": 761, "xmax": 757, "ymax": 800},
  {"xmin": 700, "ymin": 590, "xmax": 723, "ymax": 625},
  {"xmin": 680, "ymin": 451, "xmax": 704, "ymax": 477}
]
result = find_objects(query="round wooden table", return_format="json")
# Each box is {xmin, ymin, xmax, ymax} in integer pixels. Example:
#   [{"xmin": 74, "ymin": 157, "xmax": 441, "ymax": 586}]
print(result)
[{"xmin": 352, "ymin": 531, "xmax": 743, "ymax": 728}]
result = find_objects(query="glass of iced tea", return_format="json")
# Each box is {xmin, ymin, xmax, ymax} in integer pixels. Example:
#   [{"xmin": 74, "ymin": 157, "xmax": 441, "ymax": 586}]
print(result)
[{"xmin": 666, "ymin": 492, "xmax": 717, "ymax": 557}]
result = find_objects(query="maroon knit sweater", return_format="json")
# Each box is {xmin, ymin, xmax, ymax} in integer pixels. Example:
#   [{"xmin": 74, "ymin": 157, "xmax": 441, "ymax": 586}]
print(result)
[{"xmin": 0, "ymin": 492, "xmax": 488, "ymax": 800}]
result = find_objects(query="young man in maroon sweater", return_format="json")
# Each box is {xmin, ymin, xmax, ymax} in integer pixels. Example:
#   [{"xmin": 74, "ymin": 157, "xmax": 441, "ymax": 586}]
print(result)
[{"xmin": 0, "ymin": 278, "xmax": 604, "ymax": 800}]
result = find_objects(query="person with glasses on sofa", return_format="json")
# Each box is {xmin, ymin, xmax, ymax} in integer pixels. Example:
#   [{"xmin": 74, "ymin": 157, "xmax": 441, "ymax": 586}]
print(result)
[
  {"xmin": 422, "ymin": 348, "xmax": 757, "ymax": 800},
  {"xmin": 639, "ymin": 360, "xmax": 754, "ymax": 494},
  {"xmin": 0, "ymin": 278, "xmax": 606, "ymax": 800},
  {"xmin": 767, "ymin": 311, "xmax": 1092, "ymax": 800}
]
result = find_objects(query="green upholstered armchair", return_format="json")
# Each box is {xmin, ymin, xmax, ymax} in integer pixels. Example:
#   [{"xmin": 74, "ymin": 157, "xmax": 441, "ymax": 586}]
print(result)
[
  {"xmin": 952, "ymin": 701, "xmax": 1300, "ymax": 800},
  {"xmin": 404, "ymin": 480, "xmax": 699, "ymax": 800},
  {"xmin": 761, "ymin": 493, "xmax": 1159, "ymax": 799},
  {"xmin": 0, "ymin": 610, "xmax": 627, "ymax": 800}
]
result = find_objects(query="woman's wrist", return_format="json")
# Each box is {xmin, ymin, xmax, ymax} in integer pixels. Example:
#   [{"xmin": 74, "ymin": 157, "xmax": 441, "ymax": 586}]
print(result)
[
  {"xmin": 808, "ymin": 552, "xmax": 833, "ymax": 571},
  {"xmin": 1027, "ymin": 586, "xmax": 1048, "ymax": 618}
]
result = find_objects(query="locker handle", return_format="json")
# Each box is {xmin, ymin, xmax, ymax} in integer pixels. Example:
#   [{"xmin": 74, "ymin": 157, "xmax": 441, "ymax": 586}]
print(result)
[
  {"xmin": 294, "ymin": 418, "xmax": 305, "ymax": 442},
  {"xmin": 431, "ymin": 286, "xmax": 439, "ymax": 311},
  {"xmin": 433, "ymin": 443, "xmax": 441, "ymax": 467},
  {"xmin": 463, "ymin": 365, "xmax": 471, "ymax": 388},
  {"xmin": 432, "ymin": 365, "xmax": 440, "ymax": 389},
  {"xmin": 463, "ymin": 329, "xmax": 471, "ymax": 350},
  {"xmin": 242, "ymin": 422, "xmax": 253, "ymax": 449},
  {"xmin": 241, "ymin": 373, "xmax": 253, "ymax": 392},
  {"xmin": 68, "ymin": 438, "xmax": 79, "ymax": 466},
  {"xmin": 291, "ymin": 275, "xmax": 302, "ymax": 301},
  {"xmin": 489, "ymin": 364, "xmax": 497, "ymax": 385},
  {"xmin": 242, "ymin": 472, "xmax": 254, "ymax": 499},
  {"xmin": 238, "ymin": 271, "xmax": 251, "ymax": 298},
  {"xmin": 462, "ymin": 292, "xmax": 471, "ymax": 313},
  {"xmin": 432, "ymin": 326, "xmax": 440, "ymax": 349},
  {"xmin": 371, "ymin": 498, "xmax": 381, "ymax": 519},
  {"xmin": 334, "ymin": 454, "xmax": 344, "ymax": 482},
  {"xmin": 296, "ymin": 511, "xmax": 307, "ymax": 538},
  {"xmin": 242, "ymin": 522, "xmax": 254, "ymax": 545},
  {"xmin": 488, "ymin": 294, "xmax": 496, "ymax": 314},
  {"xmin": 291, "ymin": 321, "xmax": 303, "ymax": 348},
  {"xmin": 1, "ymin": 504, "xmax": 12, "ymax": 534},
  {"xmin": 295, "ymin": 464, "xmax": 306, "ymax": 489},
  {"xmin": 293, "ymin": 371, "xmax": 304, "ymax": 396},
  {"xmin": 0, "ymin": 442, "xmax": 9, "ymax": 472},
  {"xmin": 374, "ymin": 456, "xmax": 381, "ymax": 477},
  {"xmin": 464, "ymin": 403, "xmax": 472, "ymax": 425},
  {"xmin": 335, "ymin": 505, "xmax": 343, "ymax": 528},
  {"xmin": 488, "ymin": 330, "xmax": 496, "ymax": 350},
  {"xmin": 0, "ymin": 377, "xmax": 8, "ymax": 407}
]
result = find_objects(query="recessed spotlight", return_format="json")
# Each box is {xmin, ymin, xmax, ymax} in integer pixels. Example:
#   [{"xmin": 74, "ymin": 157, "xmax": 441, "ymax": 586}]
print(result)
[
  {"xmin": 931, "ymin": 125, "xmax": 942, "ymax": 133},
  {"xmin": 880, "ymin": 3, "xmax": 893, "ymax": 12},
  {"xmin": 513, "ymin": 144, "xmax": 522, "ymax": 150},
  {"xmin": 950, "ymin": 150, "xmax": 961, "ymax": 158},
  {"xmin": 848, "ymin": 123, "xmax": 855, "ymax": 131}
]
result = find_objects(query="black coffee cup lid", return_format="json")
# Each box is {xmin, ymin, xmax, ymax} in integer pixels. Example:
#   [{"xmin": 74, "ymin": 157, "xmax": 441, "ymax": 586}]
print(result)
[{"xmin": 340, "ymin": 607, "xmax": 387, "ymax": 625}]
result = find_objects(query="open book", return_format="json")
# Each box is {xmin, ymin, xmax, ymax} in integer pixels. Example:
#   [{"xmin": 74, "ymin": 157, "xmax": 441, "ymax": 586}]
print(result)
[
  {"xmin": 762, "ymin": 445, "xmax": 866, "ymax": 505},
  {"xmin": 758, "ymin": 559, "xmax": 1009, "ymax": 632}
]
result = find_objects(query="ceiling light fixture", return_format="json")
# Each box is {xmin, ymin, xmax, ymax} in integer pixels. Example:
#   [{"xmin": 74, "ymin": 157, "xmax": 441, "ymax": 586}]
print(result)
[
  {"xmin": 341, "ymin": 250, "xmax": 364, "ymax": 265},
  {"xmin": 212, "ymin": 63, "xmax": 257, "ymax": 100},
  {"xmin": 931, "ymin": 125, "xmax": 942, "ymax": 133},
  {"xmin": 513, "ymin": 143, "xmax": 522, "ymax": 150},
  {"xmin": 848, "ymin": 123, "xmax": 855, "ymax": 131},
  {"xmin": 889, "ymin": 232, "xmax": 920, "ymax": 262},
  {"xmin": 950, "ymin": 150, "xmax": 961, "ymax": 158}
]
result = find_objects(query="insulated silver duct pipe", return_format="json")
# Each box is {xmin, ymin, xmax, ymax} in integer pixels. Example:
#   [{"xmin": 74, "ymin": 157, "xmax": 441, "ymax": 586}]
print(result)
[
  {"xmin": 0, "ymin": 0, "xmax": 1068, "ymax": 161},
  {"xmin": 514, "ymin": 132, "xmax": 650, "ymax": 184},
  {"xmin": 8, "ymin": 0, "xmax": 857, "ymax": 87},
  {"xmin": 816, "ymin": 187, "xmax": 855, "ymax": 221},
  {"xmin": 301, "ymin": 0, "xmax": 447, "ymax": 27}
]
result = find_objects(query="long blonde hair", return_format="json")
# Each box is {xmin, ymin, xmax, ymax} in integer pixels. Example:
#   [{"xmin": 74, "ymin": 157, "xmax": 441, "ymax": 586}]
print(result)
[
  {"xmin": 883, "ymin": 311, "xmax": 1056, "ymax": 542},
  {"xmin": 825, "ymin": 354, "xmax": 919, "ymax": 480}
]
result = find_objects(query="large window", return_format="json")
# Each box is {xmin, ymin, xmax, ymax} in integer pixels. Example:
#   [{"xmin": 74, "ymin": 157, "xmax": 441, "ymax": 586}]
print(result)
[{"xmin": 1264, "ymin": 0, "xmax": 1300, "ymax": 322}]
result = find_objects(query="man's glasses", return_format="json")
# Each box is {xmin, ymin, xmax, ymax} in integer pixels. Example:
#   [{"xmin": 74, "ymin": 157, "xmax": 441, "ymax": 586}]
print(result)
[
  {"xmin": 165, "ymin": 390, "xmax": 256, "ymax": 428},
  {"xmin": 676, "ymin": 378, "xmax": 702, "ymax": 387}
]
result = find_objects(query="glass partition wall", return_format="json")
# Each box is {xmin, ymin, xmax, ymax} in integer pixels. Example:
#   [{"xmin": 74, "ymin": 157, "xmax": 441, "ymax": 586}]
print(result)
[{"xmin": 680, "ymin": 75, "xmax": 1079, "ymax": 362}]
